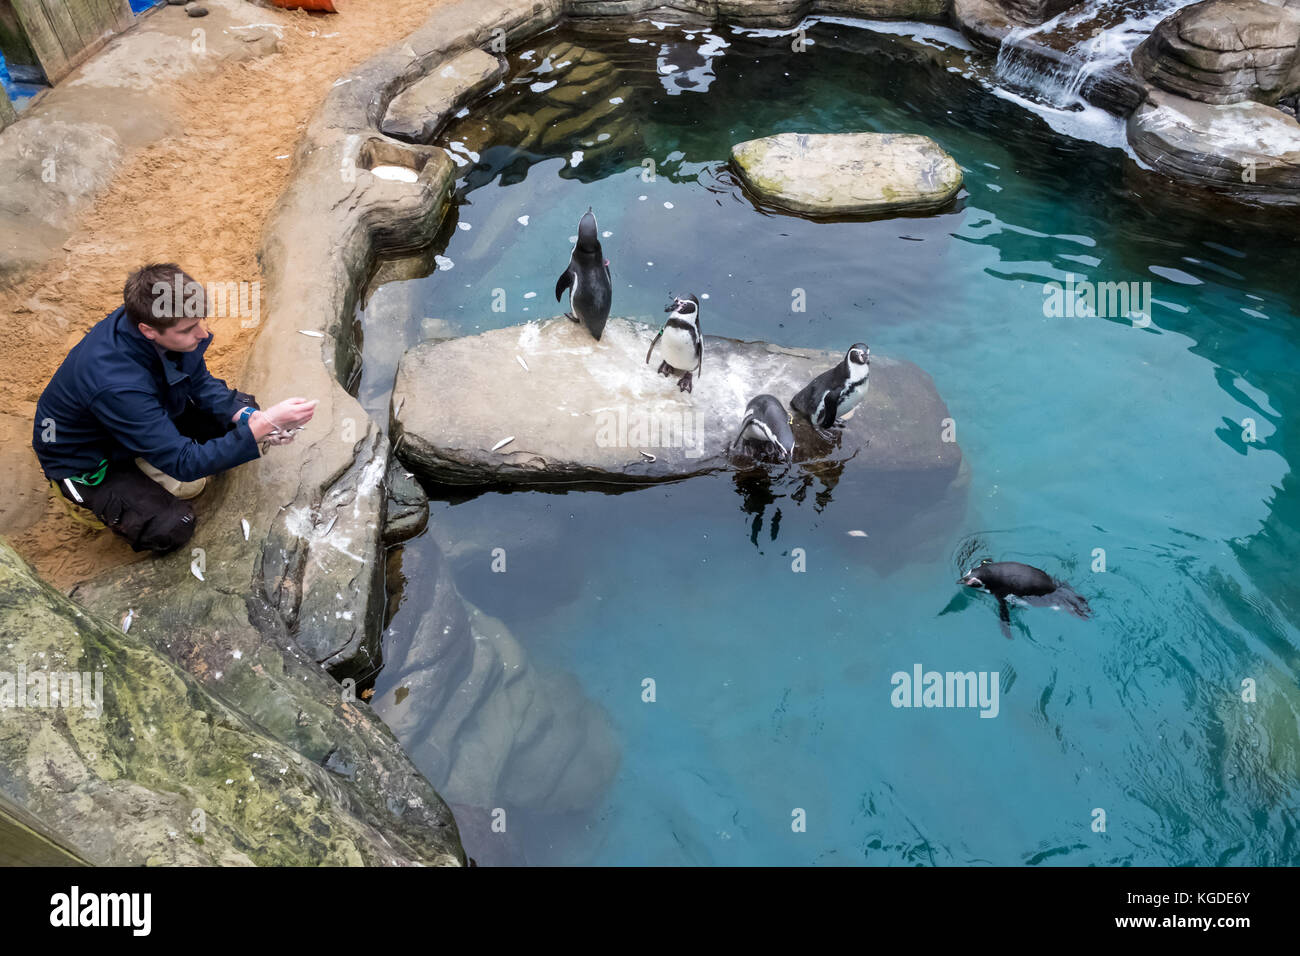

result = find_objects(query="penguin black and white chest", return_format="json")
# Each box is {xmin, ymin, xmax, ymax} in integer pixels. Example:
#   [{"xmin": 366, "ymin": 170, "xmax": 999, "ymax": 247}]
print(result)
[
  {"xmin": 645, "ymin": 294, "xmax": 703, "ymax": 393},
  {"xmin": 790, "ymin": 342, "xmax": 869, "ymax": 436},
  {"xmin": 555, "ymin": 208, "xmax": 612, "ymax": 341}
]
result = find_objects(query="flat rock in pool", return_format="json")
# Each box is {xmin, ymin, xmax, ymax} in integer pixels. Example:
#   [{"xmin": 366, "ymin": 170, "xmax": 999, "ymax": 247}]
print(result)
[
  {"xmin": 1128, "ymin": 87, "xmax": 1300, "ymax": 198},
  {"xmin": 382, "ymin": 48, "xmax": 505, "ymax": 144},
  {"xmin": 730, "ymin": 131, "xmax": 963, "ymax": 218},
  {"xmin": 393, "ymin": 317, "xmax": 962, "ymax": 487}
]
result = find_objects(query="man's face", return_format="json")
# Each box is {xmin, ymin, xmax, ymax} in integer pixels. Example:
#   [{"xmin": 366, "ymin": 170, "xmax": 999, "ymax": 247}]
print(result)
[{"xmin": 139, "ymin": 316, "xmax": 209, "ymax": 352}]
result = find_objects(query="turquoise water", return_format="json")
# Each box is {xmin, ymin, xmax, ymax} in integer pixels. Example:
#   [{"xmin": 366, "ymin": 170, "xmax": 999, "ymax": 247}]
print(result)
[{"xmin": 363, "ymin": 19, "xmax": 1300, "ymax": 865}]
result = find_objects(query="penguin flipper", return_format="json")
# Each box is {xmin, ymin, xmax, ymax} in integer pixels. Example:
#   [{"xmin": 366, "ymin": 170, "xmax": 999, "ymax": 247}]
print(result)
[
  {"xmin": 819, "ymin": 394, "xmax": 841, "ymax": 429},
  {"xmin": 645, "ymin": 330, "xmax": 663, "ymax": 365},
  {"xmin": 555, "ymin": 268, "xmax": 574, "ymax": 302},
  {"xmin": 997, "ymin": 598, "xmax": 1013, "ymax": 639}
]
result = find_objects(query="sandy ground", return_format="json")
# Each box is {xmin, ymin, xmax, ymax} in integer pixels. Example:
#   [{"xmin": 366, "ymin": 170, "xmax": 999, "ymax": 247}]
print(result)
[{"xmin": 0, "ymin": 0, "xmax": 446, "ymax": 590}]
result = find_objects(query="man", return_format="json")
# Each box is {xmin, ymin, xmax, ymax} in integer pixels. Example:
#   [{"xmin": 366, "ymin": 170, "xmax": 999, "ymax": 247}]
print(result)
[{"xmin": 32, "ymin": 263, "xmax": 318, "ymax": 555}]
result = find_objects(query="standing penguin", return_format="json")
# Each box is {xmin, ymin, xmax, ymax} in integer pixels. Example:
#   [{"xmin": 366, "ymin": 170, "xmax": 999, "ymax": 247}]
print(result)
[
  {"xmin": 555, "ymin": 208, "xmax": 612, "ymax": 341},
  {"xmin": 645, "ymin": 294, "xmax": 703, "ymax": 393},
  {"xmin": 960, "ymin": 559, "xmax": 1092, "ymax": 638},
  {"xmin": 730, "ymin": 394, "xmax": 795, "ymax": 462},
  {"xmin": 790, "ymin": 343, "xmax": 869, "ymax": 439}
]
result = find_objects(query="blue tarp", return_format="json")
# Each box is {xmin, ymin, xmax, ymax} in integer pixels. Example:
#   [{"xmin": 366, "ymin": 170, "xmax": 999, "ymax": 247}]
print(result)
[
  {"xmin": 1, "ymin": 1, "xmax": 161, "ymax": 110},
  {"xmin": 0, "ymin": 55, "xmax": 40, "ymax": 110}
]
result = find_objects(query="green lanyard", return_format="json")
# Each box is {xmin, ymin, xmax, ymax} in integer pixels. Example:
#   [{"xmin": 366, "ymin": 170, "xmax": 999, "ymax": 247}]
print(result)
[{"xmin": 72, "ymin": 459, "xmax": 109, "ymax": 486}]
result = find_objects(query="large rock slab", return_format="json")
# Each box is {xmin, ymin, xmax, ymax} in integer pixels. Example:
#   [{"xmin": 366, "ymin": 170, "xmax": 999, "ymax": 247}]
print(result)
[
  {"xmin": 381, "ymin": 47, "xmax": 505, "ymax": 144},
  {"xmin": 1133, "ymin": 0, "xmax": 1300, "ymax": 106},
  {"xmin": 1128, "ymin": 86, "xmax": 1300, "ymax": 201},
  {"xmin": 374, "ymin": 538, "xmax": 619, "ymax": 815},
  {"xmin": 393, "ymin": 317, "xmax": 962, "ymax": 487},
  {"xmin": 0, "ymin": 539, "xmax": 462, "ymax": 865},
  {"xmin": 730, "ymin": 131, "xmax": 962, "ymax": 218}
]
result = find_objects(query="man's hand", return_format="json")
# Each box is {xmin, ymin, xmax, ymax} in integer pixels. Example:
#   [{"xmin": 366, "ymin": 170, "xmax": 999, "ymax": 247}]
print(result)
[{"xmin": 250, "ymin": 397, "xmax": 319, "ymax": 442}]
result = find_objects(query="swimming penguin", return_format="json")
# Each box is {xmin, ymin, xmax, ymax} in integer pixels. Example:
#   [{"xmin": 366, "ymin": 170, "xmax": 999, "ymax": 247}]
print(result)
[
  {"xmin": 730, "ymin": 394, "xmax": 795, "ymax": 462},
  {"xmin": 555, "ymin": 208, "xmax": 612, "ymax": 341},
  {"xmin": 960, "ymin": 559, "xmax": 1092, "ymax": 638},
  {"xmin": 645, "ymin": 293, "xmax": 702, "ymax": 393},
  {"xmin": 790, "ymin": 343, "xmax": 869, "ymax": 439}
]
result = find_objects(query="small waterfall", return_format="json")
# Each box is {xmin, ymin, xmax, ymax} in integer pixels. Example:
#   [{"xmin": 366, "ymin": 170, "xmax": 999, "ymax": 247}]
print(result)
[{"xmin": 992, "ymin": 0, "xmax": 1198, "ymax": 110}]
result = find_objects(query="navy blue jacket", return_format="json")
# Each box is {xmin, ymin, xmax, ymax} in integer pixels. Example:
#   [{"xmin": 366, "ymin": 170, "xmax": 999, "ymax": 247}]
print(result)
[{"xmin": 32, "ymin": 307, "xmax": 261, "ymax": 483}]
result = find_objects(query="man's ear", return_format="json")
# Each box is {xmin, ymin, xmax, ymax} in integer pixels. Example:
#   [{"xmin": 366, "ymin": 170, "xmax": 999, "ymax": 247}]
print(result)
[{"xmin": 137, "ymin": 323, "xmax": 159, "ymax": 342}]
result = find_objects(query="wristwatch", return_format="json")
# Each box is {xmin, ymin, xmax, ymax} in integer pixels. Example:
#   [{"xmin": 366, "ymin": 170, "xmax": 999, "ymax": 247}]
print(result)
[{"xmin": 236, "ymin": 406, "xmax": 256, "ymax": 428}]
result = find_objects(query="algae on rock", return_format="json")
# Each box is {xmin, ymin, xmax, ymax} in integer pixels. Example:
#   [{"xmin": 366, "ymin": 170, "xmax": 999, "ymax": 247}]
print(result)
[{"xmin": 0, "ymin": 539, "xmax": 464, "ymax": 866}]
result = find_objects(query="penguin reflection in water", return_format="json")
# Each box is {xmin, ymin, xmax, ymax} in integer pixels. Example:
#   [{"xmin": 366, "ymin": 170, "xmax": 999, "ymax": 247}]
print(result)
[
  {"xmin": 645, "ymin": 294, "xmax": 703, "ymax": 393},
  {"xmin": 960, "ymin": 560, "xmax": 1092, "ymax": 639},
  {"xmin": 555, "ymin": 208, "xmax": 612, "ymax": 341},
  {"xmin": 791, "ymin": 342, "xmax": 870, "ymax": 441}
]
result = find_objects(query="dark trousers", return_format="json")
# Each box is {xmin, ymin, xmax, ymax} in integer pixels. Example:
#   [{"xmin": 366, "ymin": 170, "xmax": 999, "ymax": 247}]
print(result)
[{"xmin": 56, "ymin": 399, "xmax": 249, "ymax": 556}]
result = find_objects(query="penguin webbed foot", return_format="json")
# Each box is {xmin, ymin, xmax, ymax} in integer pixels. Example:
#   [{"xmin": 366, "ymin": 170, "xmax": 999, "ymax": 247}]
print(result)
[
  {"xmin": 677, "ymin": 372, "xmax": 693, "ymax": 394},
  {"xmin": 565, "ymin": 312, "xmax": 579, "ymax": 323},
  {"xmin": 657, "ymin": 361, "xmax": 673, "ymax": 377}
]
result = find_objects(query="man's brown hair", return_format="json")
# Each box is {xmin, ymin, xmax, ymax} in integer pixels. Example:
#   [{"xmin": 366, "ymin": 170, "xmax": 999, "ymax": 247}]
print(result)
[{"xmin": 124, "ymin": 263, "xmax": 206, "ymax": 331}]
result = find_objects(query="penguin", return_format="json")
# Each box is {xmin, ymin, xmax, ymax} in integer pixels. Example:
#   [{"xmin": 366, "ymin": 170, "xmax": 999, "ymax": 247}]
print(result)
[
  {"xmin": 790, "ymin": 343, "xmax": 869, "ymax": 440},
  {"xmin": 730, "ymin": 394, "xmax": 795, "ymax": 462},
  {"xmin": 959, "ymin": 559, "xmax": 1092, "ymax": 638},
  {"xmin": 555, "ymin": 208, "xmax": 612, "ymax": 341},
  {"xmin": 645, "ymin": 293, "xmax": 702, "ymax": 393}
]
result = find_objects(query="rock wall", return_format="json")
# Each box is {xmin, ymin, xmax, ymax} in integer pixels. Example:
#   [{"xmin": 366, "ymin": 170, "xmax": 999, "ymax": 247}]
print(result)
[
  {"xmin": 566, "ymin": 0, "xmax": 953, "ymax": 26},
  {"xmin": 1134, "ymin": 0, "xmax": 1300, "ymax": 106},
  {"xmin": 0, "ymin": 540, "xmax": 462, "ymax": 865}
]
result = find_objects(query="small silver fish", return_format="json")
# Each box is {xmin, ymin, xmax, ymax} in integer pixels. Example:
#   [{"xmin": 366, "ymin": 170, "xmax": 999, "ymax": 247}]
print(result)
[
  {"xmin": 517, "ymin": 356, "xmax": 530, "ymax": 372},
  {"xmin": 322, "ymin": 515, "xmax": 338, "ymax": 536},
  {"xmin": 846, "ymin": 530, "xmax": 868, "ymax": 538},
  {"xmin": 298, "ymin": 330, "xmax": 325, "ymax": 338},
  {"xmin": 491, "ymin": 436, "xmax": 515, "ymax": 452},
  {"xmin": 121, "ymin": 609, "xmax": 135, "ymax": 633},
  {"xmin": 639, "ymin": 451, "xmax": 656, "ymax": 462},
  {"xmin": 191, "ymin": 563, "xmax": 205, "ymax": 582},
  {"xmin": 241, "ymin": 518, "xmax": 250, "ymax": 541}
]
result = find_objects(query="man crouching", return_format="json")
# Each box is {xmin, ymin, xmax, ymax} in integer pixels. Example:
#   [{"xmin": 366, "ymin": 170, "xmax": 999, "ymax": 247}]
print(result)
[{"xmin": 31, "ymin": 263, "xmax": 318, "ymax": 555}]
